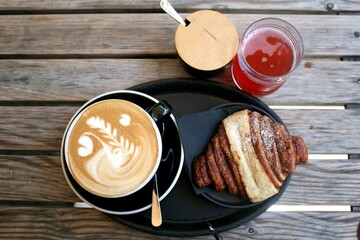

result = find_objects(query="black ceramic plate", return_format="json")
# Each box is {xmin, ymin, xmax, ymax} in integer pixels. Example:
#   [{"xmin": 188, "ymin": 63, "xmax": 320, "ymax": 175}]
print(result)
[
  {"xmin": 61, "ymin": 90, "xmax": 184, "ymax": 214},
  {"xmin": 178, "ymin": 102, "xmax": 290, "ymax": 209},
  {"xmin": 108, "ymin": 78, "xmax": 292, "ymax": 237}
]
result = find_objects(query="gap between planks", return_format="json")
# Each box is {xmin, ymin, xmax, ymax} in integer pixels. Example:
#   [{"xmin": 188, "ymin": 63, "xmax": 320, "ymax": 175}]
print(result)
[
  {"xmin": 73, "ymin": 202, "xmax": 353, "ymax": 212},
  {"xmin": 270, "ymin": 105, "xmax": 345, "ymax": 110},
  {"xmin": 0, "ymin": 102, "xmax": 348, "ymax": 109},
  {"xmin": 0, "ymin": 9, "xmax": 344, "ymax": 16}
]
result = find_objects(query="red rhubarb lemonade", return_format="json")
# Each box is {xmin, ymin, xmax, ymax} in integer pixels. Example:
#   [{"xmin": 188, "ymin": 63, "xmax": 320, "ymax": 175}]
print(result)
[{"xmin": 231, "ymin": 18, "xmax": 303, "ymax": 96}]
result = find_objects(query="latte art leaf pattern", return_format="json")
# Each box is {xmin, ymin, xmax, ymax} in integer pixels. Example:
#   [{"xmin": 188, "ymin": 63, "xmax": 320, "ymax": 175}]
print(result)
[
  {"xmin": 79, "ymin": 116, "xmax": 140, "ymax": 168},
  {"xmin": 68, "ymin": 99, "xmax": 161, "ymax": 197},
  {"xmin": 87, "ymin": 116, "xmax": 118, "ymax": 141}
]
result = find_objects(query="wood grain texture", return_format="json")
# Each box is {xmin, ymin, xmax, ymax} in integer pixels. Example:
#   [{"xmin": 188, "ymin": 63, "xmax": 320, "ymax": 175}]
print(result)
[
  {"xmin": 0, "ymin": 207, "xmax": 359, "ymax": 239},
  {"xmin": 0, "ymin": 155, "xmax": 359, "ymax": 205},
  {"xmin": 229, "ymin": 212, "xmax": 360, "ymax": 240},
  {"xmin": 1, "ymin": 59, "xmax": 360, "ymax": 104},
  {"xmin": 175, "ymin": 10, "xmax": 239, "ymax": 71},
  {"xmin": 0, "ymin": 0, "xmax": 358, "ymax": 12},
  {"xmin": 0, "ymin": 106, "xmax": 79, "ymax": 151},
  {"xmin": 0, "ymin": 0, "xmax": 359, "ymax": 239},
  {"xmin": 0, "ymin": 107, "xmax": 359, "ymax": 153},
  {"xmin": 262, "ymin": 59, "xmax": 360, "ymax": 105},
  {"xmin": 0, "ymin": 155, "xmax": 78, "ymax": 202},
  {"xmin": 274, "ymin": 109, "xmax": 360, "ymax": 154},
  {"xmin": 278, "ymin": 158, "xmax": 360, "ymax": 205},
  {"xmin": 0, "ymin": 14, "xmax": 359, "ymax": 56},
  {"xmin": 0, "ymin": 59, "xmax": 191, "ymax": 101}
]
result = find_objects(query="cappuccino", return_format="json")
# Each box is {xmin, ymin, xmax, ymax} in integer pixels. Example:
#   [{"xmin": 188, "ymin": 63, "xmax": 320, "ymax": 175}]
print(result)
[{"xmin": 65, "ymin": 99, "xmax": 161, "ymax": 198}]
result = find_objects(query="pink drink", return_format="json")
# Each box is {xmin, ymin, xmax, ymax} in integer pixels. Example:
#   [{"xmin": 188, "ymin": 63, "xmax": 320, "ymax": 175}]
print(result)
[{"xmin": 231, "ymin": 18, "xmax": 303, "ymax": 96}]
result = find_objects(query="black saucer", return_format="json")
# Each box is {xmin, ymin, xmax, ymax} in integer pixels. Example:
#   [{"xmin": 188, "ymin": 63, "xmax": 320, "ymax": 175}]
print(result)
[{"xmin": 61, "ymin": 90, "xmax": 184, "ymax": 214}]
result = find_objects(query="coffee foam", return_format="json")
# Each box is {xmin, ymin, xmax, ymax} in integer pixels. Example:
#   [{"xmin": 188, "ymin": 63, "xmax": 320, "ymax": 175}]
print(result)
[{"xmin": 66, "ymin": 99, "xmax": 161, "ymax": 197}]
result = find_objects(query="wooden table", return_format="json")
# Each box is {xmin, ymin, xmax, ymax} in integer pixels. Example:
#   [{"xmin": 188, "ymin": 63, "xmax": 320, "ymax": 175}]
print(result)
[{"xmin": 1, "ymin": 1, "xmax": 360, "ymax": 239}]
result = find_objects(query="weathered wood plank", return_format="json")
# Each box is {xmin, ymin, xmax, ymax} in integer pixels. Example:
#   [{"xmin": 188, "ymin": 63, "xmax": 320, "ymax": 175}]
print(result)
[
  {"xmin": 232, "ymin": 212, "xmax": 360, "ymax": 240},
  {"xmin": 0, "ymin": 59, "xmax": 359, "ymax": 104},
  {"xmin": 1, "ymin": 155, "xmax": 359, "ymax": 205},
  {"xmin": 278, "ymin": 158, "xmax": 360, "ymax": 205},
  {"xmin": 0, "ymin": 107, "xmax": 359, "ymax": 153},
  {"xmin": 0, "ymin": 59, "xmax": 191, "ymax": 101},
  {"xmin": 0, "ymin": 106, "xmax": 77, "ymax": 151},
  {"xmin": 0, "ymin": 0, "xmax": 357, "ymax": 12},
  {"xmin": 0, "ymin": 155, "xmax": 77, "ymax": 202},
  {"xmin": 274, "ymin": 109, "xmax": 360, "ymax": 154},
  {"xmin": 0, "ymin": 14, "xmax": 359, "ymax": 56},
  {"xmin": 262, "ymin": 59, "xmax": 360, "ymax": 105},
  {"xmin": 0, "ymin": 207, "xmax": 359, "ymax": 239}
]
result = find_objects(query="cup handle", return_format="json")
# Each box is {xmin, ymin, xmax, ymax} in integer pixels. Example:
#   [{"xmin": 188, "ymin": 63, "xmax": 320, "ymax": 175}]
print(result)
[{"xmin": 147, "ymin": 101, "xmax": 172, "ymax": 123}]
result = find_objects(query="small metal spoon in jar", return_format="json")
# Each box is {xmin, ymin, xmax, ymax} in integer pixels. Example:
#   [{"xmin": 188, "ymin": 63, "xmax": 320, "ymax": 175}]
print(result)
[{"xmin": 160, "ymin": 0, "xmax": 187, "ymax": 26}]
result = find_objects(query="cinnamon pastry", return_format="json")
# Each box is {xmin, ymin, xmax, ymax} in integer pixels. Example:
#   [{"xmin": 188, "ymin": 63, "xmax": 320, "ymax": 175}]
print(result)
[{"xmin": 193, "ymin": 109, "xmax": 308, "ymax": 203}]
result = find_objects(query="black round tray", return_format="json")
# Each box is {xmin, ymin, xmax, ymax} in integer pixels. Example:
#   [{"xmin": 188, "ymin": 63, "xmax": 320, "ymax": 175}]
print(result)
[{"xmin": 108, "ymin": 78, "xmax": 291, "ymax": 237}]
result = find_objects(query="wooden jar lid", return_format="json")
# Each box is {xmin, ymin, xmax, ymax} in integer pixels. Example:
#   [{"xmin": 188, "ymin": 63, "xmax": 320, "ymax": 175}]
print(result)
[{"xmin": 175, "ymin": 10, "xmax": 239, "ymax": 72}]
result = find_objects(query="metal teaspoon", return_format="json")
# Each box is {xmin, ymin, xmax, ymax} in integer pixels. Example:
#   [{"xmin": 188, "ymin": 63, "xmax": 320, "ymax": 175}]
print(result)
[
  {"xmin": 151, "ymin": 173, "xmax": 162, "ymax": 227},
  {"xmin": 160, "ymin": 0, "xmax": 187, "ymax": 26}
]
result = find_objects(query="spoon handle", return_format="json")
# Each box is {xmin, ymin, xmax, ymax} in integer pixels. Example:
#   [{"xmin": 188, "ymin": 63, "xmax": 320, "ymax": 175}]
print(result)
[
  {"xmin": 160, "ymin": 0, "xmax": 186, "ymax": 26},
  {"xmin": 151, "ymin": 174, "xmax": 162, "ymax": 227}
]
